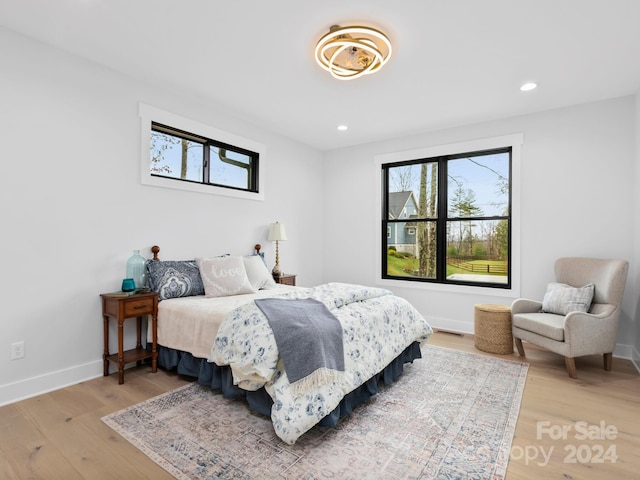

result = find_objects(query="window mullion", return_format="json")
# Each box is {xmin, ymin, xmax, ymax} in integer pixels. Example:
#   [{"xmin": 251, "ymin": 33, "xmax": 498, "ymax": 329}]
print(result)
[
  {"xmin": 203, "ymin": 143, "xmax": 211, "ymax": 183},
  {"xmin": 437, "ymin": 157, "xmax": 448, "ymax": 281},
  {"xmin": 382, "ymin": 167, "xmax": 390, "ymax": 277}
]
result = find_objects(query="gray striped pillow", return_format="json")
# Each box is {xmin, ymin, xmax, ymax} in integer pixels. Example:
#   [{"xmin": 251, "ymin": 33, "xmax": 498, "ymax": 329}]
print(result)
[{"xmin": 542, "ymin": 282, "xmax": 594, "ymax": 315}]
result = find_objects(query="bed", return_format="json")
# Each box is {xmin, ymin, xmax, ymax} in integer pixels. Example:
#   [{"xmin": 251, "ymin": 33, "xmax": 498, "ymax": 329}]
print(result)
[{"xmin": 146, "ymin": 245, "xmax": 433, "ymax": 445}]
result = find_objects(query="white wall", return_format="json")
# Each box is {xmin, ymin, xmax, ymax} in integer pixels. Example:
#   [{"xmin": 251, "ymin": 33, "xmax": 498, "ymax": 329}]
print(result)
[
  {"xmin": 0, "ymin": 28, "xmax": 324, "ymax": 405},
  {"xmin": 323, "ymin": 96, "xmax": 636, "ymax": 354},
  {"xmin": 634, "ymin": 91, "xmax": 640, "ymax": 369}
]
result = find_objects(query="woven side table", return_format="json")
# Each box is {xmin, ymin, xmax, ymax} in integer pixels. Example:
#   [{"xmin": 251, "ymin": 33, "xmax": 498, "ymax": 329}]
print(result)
[{"xmin": 474, "ymin": 304, "xmax": 513, "ymax": 354}]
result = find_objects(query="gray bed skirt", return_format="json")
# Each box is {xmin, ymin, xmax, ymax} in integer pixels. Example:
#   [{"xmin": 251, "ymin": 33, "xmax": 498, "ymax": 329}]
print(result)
[{"xmin": 155, "ymin": 342, "xmax": 422, "ymax": 427}]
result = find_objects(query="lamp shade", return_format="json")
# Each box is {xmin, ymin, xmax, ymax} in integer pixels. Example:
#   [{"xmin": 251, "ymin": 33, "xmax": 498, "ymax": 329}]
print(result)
[{"xmin": 268, "ymin": 222, "xmax": 288, "ymax": 241}]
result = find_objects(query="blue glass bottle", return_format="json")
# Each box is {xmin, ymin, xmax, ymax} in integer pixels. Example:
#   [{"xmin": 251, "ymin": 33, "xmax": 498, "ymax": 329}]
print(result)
[{"xmin": 126, "ymin": 250, "xmax": 147, "ymax": 290}]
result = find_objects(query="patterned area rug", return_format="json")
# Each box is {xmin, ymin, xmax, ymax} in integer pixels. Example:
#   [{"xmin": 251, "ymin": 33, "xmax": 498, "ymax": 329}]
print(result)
[{"xmin": 102, "ymin": 344, "xmax": 528, "ymax": 479}]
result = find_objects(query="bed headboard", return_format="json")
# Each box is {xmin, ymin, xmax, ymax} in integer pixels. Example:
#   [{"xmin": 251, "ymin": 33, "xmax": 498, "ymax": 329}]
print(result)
[{"xmin": 150, "ymin": 244, "xmax": 262, "ymax": 261}]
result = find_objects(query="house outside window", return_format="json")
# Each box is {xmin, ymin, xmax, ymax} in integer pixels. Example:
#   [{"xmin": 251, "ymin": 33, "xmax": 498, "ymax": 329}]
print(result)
[{"xmin": 381, "ymin": 146, "xmax": 512, "ymax": 289}]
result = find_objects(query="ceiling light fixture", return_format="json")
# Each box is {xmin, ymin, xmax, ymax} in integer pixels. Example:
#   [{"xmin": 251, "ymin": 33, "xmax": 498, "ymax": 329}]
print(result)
[
  {"xmin": 520, "ymin": 82, "xmax": 538, "ymax": 91},
  {"xmin": 337, "ymin": 125, "xmax": 348, "ymax": 131},
  {"xmin": 315, "ymin": 25, "xmax": 392, "ymax": 80}
]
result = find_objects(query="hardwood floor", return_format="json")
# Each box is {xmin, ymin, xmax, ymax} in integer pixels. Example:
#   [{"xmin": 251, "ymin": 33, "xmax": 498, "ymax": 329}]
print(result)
[{"xmin": 1, "ymin": 331, "xmax": 638, "ymax": 479}]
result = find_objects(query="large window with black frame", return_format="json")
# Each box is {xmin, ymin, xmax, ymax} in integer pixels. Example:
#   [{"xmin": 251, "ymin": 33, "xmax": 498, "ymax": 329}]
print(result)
[{"xmin": 382, "ymin": 147, "xmax": 511, "ymax": 288}]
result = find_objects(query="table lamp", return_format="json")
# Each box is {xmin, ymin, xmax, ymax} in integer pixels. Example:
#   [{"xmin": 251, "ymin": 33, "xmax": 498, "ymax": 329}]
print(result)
[{"xmin": 267, "ymin": 221, "xmax": 288, "ymax": 276}]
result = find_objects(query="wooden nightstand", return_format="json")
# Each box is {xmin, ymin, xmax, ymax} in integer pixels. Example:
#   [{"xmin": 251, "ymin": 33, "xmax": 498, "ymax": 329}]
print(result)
[
  {"xmin": 273, "ymin": 273, "xmax": 296, "ymax": 286},
  {"xmin": 100, "ymin": 291, "xmax": 158, "ymax": 384}
]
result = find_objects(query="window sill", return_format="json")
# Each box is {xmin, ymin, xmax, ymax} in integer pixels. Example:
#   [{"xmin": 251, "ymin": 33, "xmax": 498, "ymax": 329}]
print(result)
[{"xmin": 376, "ymin": 277, "xmax": 520, "ymax": 299}]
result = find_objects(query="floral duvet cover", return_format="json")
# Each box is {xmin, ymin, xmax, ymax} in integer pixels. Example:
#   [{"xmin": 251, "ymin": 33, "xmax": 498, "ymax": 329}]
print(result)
[{"xmin": 209, "ymin": 282, "xmax": 433, "ymax": 444}]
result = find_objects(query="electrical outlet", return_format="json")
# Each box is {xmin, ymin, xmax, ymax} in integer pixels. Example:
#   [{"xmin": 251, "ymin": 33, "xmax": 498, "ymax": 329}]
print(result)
[{"xmin": 11, "ymin": 341, "xmax": 24, "ymax": 360}]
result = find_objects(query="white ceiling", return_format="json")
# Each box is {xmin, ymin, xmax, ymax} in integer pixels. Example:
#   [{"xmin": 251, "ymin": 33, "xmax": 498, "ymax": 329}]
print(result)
[{"xmin": 2, "ymin": 0, "xmax": 640, "ymax": 151}]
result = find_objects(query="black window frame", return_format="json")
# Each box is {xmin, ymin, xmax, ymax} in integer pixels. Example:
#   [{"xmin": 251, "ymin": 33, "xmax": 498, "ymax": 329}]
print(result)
[
  {"xmin": 381, "ymin": 146, "xmax": 512, "ymax": 289},
  {"xmin": 150, "ymin": 122, "xmax": 260, "ymax": 194}
]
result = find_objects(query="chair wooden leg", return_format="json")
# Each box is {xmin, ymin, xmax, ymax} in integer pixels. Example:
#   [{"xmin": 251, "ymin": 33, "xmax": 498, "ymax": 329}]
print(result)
[
  {"xmin": 603, "ymin": 353, "xmax": 613, "ymax": 371},
  {"xmin": 514, "ymin": 337, "xmax": 525, "ymax": 357},
  {"xmin": 565, "ymin": 357, "xmax": 577, "ymax": 379}
]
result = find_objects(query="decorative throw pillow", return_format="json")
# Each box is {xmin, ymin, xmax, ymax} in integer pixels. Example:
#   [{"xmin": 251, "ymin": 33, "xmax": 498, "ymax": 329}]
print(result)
[
  {"xmin": 542, "ymin": 282, "xmax": 595, "ymax": 315},
  {"xmin": 243, "ymin": 255, "xmax": 277, "ymax": 290},
  {"xmin": 146, "ymin": 260, "xmax": 205, "ymax": 301},
  {"xmin": 196, "ymin": 256, "xmax": 257, "ymax": 297}
]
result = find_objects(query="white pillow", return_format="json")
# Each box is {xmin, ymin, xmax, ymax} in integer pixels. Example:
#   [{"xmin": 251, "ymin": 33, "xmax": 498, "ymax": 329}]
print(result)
[
  {"xmin": 243, "ymin": 255, "xmax": 277, "ymax": 290},
  {"xmin": 196, "ymin": 256, "xmax": 256, "ymax": 297},
  {"xmin": 542, "ymin": 282, "xmax": 594, "ymax": 315}
]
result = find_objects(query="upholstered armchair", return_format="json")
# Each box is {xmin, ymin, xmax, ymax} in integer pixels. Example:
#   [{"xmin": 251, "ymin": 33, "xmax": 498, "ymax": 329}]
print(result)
[{"xmin": 511, "ymin": 257, "xmax": 628, "ymax": 378}]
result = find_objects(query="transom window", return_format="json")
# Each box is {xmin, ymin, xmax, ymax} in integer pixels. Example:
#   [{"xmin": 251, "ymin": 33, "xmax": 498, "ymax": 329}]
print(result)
[
  {"xmin": 138, "ymin": 103, "xmax": 266, "ymax": 201},
  {"xmin": 150, "ymin": 122, "xmax": 259, "ymax": 193},
  {"xmin": 381, "ymin": 147, "xmax": 512, "ymax": 288}
]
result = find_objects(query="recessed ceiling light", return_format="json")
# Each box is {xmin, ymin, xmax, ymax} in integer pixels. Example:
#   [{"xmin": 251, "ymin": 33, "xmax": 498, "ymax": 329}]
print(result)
[
  {"xmin": 337, "ymin": 125, "xmax": 349, "ymax": 131},
  {"xmin": 520, "ymin": 82, "xmax": 538, "ymax": 92}
]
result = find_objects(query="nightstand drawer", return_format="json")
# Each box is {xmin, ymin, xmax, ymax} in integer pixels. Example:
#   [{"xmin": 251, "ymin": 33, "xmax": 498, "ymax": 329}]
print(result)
[
  {"xmin": 123, "ymin": 298, "xmax": 154, "ymax": 316},
  {"xmin": 274, "ymin": 274, "xmax": 296, "ymax": 286}
]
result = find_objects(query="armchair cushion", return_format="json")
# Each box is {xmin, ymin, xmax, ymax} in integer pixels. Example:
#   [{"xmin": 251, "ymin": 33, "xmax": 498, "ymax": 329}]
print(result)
[
  {"xmin": 541, "ymin": 282, "xmax": 594, "ymax": 315},
  {"xmin": 512, "ymin": 312, "xmax": 566, "ymax": 341}
]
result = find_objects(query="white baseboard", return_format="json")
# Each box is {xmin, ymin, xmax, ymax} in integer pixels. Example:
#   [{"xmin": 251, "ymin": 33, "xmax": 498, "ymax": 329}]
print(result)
[
  {"xmin": 632, "ymin": 345, "xmax": 640, "ymax": 374},
  {"xmin": 427, "ymin": 315, "xmax": 474, "ymax": 336},
  {"xmin": 613, "ymin": 343, "xmax": 633, "ymax": 361},
  {"xmin": 0, "ymin": 360, "xmax": 103, "ymax": 407}
]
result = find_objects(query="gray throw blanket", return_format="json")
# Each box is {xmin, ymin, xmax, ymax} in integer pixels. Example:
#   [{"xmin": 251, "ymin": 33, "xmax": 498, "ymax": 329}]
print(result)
[{"xmin": 254, "ymin": 298, "xmax": 345, "ymax": 393}]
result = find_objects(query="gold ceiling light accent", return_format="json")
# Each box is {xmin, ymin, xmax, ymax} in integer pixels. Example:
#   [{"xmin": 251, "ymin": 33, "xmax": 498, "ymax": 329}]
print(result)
[{"xmin": 315, "ymin": 25, "xmax": 392, "ymax": 80}]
